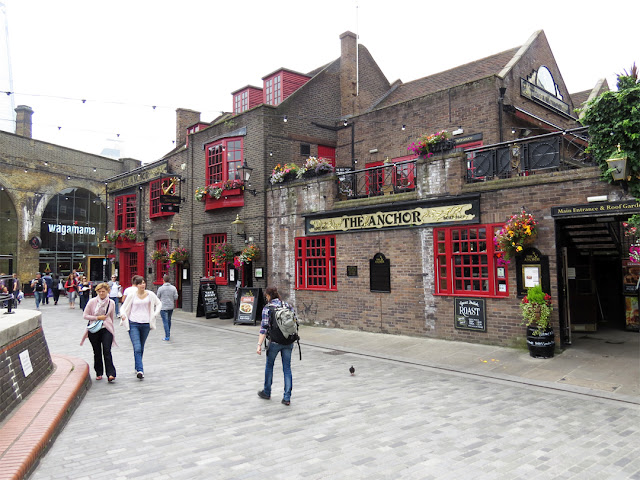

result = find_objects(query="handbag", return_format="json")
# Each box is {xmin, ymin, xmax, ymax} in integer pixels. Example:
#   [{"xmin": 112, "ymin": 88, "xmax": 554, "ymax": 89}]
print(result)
[{"xmin": 87, "ymin": 301, "xmax": 109, "ymax": 333}]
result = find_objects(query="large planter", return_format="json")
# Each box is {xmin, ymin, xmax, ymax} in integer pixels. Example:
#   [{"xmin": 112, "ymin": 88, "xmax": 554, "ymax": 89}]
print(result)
[
  {"xmin": 115, "ymin": 237, "xmax": 136, "ymax": 249},
  {"xmin": 526, "ymin": 325, "xmax": 555, "ymax": 358}
]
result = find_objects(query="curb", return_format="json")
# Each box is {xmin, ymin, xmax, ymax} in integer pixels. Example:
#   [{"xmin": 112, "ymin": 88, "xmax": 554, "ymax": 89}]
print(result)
[{"xmin": 0, "ymin": 354, "xmax": 91, "ymax": 480}]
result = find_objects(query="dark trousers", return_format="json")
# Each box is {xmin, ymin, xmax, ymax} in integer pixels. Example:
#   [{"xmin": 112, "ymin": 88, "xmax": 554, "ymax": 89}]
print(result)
[
  {"xmin": 52, "ymin": 288, "xmax": 61, "ymax": 303},
  {"xmin": 88, "ymin": 328, "xmax": 116, "ymax": 378},
  {"xmin": 80, "ymin": 292, "xmax": 90, "ymax": 310}
]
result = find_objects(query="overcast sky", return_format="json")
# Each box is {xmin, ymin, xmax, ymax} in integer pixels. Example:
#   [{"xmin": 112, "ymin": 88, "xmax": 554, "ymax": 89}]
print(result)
[{"xmin": 0, "ymin": 0, "xmax": 638, "ymax": 163}]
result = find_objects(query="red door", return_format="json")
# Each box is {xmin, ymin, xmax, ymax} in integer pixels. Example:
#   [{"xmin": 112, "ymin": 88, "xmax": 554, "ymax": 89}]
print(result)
[
  {"xmin": 119, "ymin": 245, "xmax": 144, "ymax": 289},
  {"xmin": 318, "ymin": 145, "xmax": 336, "ymax": 167}
]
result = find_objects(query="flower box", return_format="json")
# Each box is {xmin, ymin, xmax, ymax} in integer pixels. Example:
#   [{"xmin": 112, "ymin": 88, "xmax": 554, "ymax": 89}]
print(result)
[
  {"xmin": 115, "ymin": 237, "xmax": 137, "ymax": 249},
  {"xmin": 204, "ymin": 188, "xmax": 244, "ymax": 211},
  {"xmin": 215, "ymin": 276, "xmax": 228, "ymax": 286}
]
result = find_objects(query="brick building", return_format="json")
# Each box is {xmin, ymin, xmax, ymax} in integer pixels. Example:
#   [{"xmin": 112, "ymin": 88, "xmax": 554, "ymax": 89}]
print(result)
[{"xmin": 0, "ymin": 106, "xmax": 140, "ymax": 290}]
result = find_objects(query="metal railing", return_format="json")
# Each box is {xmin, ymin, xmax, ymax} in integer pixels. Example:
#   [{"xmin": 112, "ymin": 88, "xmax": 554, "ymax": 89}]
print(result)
[
  {"xmin": 336, "ymin": 159, "xmax": 417, "ymax": 200},
  {"xmin": 465, "ymin": 127, "xmax": 593, "ymax": 183}
]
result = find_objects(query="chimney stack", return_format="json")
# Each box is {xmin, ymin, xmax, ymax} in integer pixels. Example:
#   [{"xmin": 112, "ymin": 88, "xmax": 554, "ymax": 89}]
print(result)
[
  {"xmin": 339, "ymin": 31, "xmax": 359, "ymax": 117},
  {"xmin": 176, "ymin": 108, "xmax": 201, "ymax": 147},
  {"xmin": 15, "ymin": 105, "xmax": 34, "ymax": 138}
]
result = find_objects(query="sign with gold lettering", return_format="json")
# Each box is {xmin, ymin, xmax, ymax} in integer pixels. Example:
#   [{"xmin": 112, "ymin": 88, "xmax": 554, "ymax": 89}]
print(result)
[
  {"xmin": 305, "ymin": 198, "xmax": 479, "ymax": 234},
  {"xmin": 520, "ymin": 78, "xmax": 571, "ymax": 116},
  {"xmin": 107, "ymin": 162, "xmax": 168, "ymax": 193},
  {"xmin": 551, "ymin": 200, "xmax": 640, "ymax": 218}
]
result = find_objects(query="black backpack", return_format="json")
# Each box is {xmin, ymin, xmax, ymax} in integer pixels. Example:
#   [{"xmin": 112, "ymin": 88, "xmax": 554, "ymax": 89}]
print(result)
[
  {"xmin": 34, "ymin": 279, "xmax": 44, "ymax": 292},
  {"xmin": 267, "ymin": 305, "xmax": 302, "ymax": 360}
]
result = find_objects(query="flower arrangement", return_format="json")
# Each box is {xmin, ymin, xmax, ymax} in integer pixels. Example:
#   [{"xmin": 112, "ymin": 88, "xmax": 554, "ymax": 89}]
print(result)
[
  {"xmin": 408, "ymin": 130, "xmax": 451, "ymax": 157},
  {"xmin": 106, "ymin": 229, "xmax": 137, "ymax": 243},
  {"xmin": 195, "ymin": 180, "xmax": 246, "ymax": 201},
  {"xmin": 237, "ymin": 243, "xmax": 261, "ymax": 264},
  {"xmin": 301, "ymin": 156, "xmax": 334, "ymax": 177},
  {"xmin": 494, "ymin": 210, "xmax": 538, "ymax": 260},
  {"xmin": 169, "ymin": 247, "xmax": 189, "ymax": 264},
  {"xmin": 151, "ymin": 247, "xmax": 169, "ymax": 263},
  {"xmin": 212, "ymin": 243, "xmax": 235, "ymax": 265},
  {"xmin": 630, "ymin": 245, "xmax": 640, "ymax": 263},
  {"xmin": 521, "ymin": 284, "xmax": 553, "ymax": 335},
  {"xmin": 270, "ymin": 163, "xmax": 301, "ymax": 184}
]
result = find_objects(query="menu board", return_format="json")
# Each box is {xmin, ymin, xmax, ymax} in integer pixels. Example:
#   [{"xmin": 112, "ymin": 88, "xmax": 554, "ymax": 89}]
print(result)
[
  {"xmin": 454, "ymin": 298, "xmax": 486, "ymax": 332},
  {"xmin": 234, "ymin": 288, "xmax": 263, "ymax": 325},
  {"xmin": 196, "ymin": 281, "xmax": 218, "ymax": 318}
]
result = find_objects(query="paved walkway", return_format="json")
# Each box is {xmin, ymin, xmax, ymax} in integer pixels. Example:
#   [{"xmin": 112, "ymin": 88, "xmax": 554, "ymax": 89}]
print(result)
[{"xmin": 1, "ymin": 299, "xmax": 639, "ymax": 479}]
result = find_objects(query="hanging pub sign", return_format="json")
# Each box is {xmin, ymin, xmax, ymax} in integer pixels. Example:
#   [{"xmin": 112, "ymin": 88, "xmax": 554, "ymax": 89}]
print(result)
[
  {"xmin": 454, "ymin": 298, "xmax": 486, "ymax": 332},
  {"xmin": 160, "ymin": 195, "xmax": 181, "ymax": 204},
  {"xmin": 516, "ymin": 247, "xmax": 550, "ymax": 297},
  {"xmin": 370, "ymin": 253, "xmax": 390, "ymax": 292}
]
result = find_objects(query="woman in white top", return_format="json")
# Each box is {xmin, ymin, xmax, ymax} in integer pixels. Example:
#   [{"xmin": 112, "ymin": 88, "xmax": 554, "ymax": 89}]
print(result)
[{"xmin": 119, "ymin": 275, "xmax": 162, "ymax": 380}]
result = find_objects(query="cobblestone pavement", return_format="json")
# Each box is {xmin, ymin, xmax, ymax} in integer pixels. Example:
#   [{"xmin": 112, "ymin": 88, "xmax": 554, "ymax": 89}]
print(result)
[{"xmin": 26, "ymin": 301, "xmax": 640, "ymax": 480}]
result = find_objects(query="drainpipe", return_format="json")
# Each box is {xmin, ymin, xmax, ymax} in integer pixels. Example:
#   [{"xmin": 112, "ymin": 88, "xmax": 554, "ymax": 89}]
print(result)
[{"xmin": 498, "ymin": 87, "xmax": 507, "ymax": 143}]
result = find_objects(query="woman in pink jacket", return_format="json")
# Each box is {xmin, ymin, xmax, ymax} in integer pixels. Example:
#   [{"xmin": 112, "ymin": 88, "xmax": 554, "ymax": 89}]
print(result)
[{"xmin": 81, "ymin": 282, "xmax": 117, "ymax": 382}]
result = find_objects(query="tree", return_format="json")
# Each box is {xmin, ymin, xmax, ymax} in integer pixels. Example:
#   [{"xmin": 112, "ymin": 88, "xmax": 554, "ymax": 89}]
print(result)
[{"xmin": 580, "ymin": 63, "xmax": 640, "ymax": 197}]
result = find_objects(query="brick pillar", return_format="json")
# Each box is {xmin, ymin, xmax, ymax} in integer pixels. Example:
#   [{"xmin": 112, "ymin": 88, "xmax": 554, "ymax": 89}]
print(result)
[
  {"xmin": 175, "ymin": 108, "xmax": 201, "ymax": 147},
  {"xmin": 15, "ymin": 105, "xmax": 33, "ymax": 138},
  {"xmin": 340, "ymin": 31, "xmax": 359, "ymax": 117}
]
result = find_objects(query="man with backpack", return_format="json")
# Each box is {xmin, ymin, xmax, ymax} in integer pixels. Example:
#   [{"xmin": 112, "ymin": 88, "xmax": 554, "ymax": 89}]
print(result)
[
  {"xmin": 30, "ymin": 273, "xmax": 47, "ymax": 310},
  {"xmin": 256, "ymin": 286, "xmax": 299, "ymax": 406}
]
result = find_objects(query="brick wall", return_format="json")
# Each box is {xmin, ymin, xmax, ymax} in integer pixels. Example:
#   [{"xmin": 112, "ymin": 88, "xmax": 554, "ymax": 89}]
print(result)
[{"xmin": 0, "ymin": 317, "xmax": 53, "ymax": 421}]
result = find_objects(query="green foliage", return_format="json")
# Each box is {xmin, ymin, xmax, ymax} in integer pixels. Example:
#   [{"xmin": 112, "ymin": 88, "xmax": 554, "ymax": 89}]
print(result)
[
  {"xmin": 580, "ymin": 65, "xmax": 640, "ymax": 196},
  {"xmin": 525, "ymin": 284, "xmax": 546, "ymax": 304}
]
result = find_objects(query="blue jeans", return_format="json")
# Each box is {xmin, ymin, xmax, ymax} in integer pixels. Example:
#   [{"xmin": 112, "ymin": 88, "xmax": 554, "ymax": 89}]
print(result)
[
  {"xmin": 34, "ymin": 291, "xmax": 44, "ymax": 309},
  {"xmin": 160, "ymin": 309, "xmax": 173, "ymax": 338},
  {"xmin": 264, "ymin": 342, "xmax": 294, "ymax": 402},
  {"xmin": 109, "ymin": 297, "xmax": 120, "ymax": 316},
  {"xmin": 128, "ymin": 322, "xmax": 151, "ymax": 373}
]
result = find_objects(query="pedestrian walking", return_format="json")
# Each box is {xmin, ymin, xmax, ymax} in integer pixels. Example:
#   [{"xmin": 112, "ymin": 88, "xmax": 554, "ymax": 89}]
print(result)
[
  {"xmin": 43, "ymin": 272, "xmax": 53, "ymax": 304},
  {"xmin": 81, "ymin": 282, "xmax": 117, "ymax": 382},
  {"xmin": 30, "ymin": 273, "xmax": 47, "ymax": 310},
  {"xmin": 52, "ymin": 275, "xmax": 63, "ymax": 305},
  {"xmin": 6, "ymin": 273, "xmax": 19, "ymax": 310},
  {"xmin": 256, "ymin": 286, "xmax": 297, "ymax": 406},
  {"xmin": 108, "ymin": 275, "xmax": 122, "ymax": 318},
  {"xmin": 64, "ymin": 273, "xmax": 78, "ymax": 309},
  {"xmin": 119, "ymin": 275, "xmax": 162, "ymax": 380},
  {"xmin": 156, "ymin": 274, "xmax": 178, "ymax": 341},
  {"xmin": 79, "ymin": 276, "xmax": 92, "ymax": 310}
]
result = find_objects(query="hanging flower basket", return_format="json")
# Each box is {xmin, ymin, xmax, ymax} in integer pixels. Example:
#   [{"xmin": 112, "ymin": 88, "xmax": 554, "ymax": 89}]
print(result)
[
  {"xmin": 169, "ymin": 247, "xmax": 189, "ymax": 264},
  {"xmin": 151, "ymin": 248, "xmax": 169, "ymax": 263},
  {"xmin": 236, "ymin": 243, "xmax": 261, "ymax": 264},
  {"xmin": 494, "ymin": 209, "xmax": 538, "ymax": 260},
  {"xmin": 212, "ymin": 243, "xmax": 235, "ymax": 265}
]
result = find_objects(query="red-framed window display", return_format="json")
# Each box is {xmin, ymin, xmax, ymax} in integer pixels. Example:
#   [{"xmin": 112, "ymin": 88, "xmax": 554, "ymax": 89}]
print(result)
[
  {"xmin": 204, "ymin": 233, "xmax": 228, "ymax": 284},
  {"xmin": 149, "ymin": 178, "xmax": 176, "ymax": 218},
  {"xmin": 434, "ymin": 223, "xmax": 508, "ymax": 298},
  {"xmin": 205, "ymin": 137, "xmax": 243, "ymax": 186},
  {"xmin": 115, "ymin": 195, "xmax": 137, "ymax": 230},
  {"xmin": 295, "ymin": 235, "xmax": 337, "ymax": 291},
  {"xmin": 154, "ymin": 239, "xmax": 169, "ymax": 285}
]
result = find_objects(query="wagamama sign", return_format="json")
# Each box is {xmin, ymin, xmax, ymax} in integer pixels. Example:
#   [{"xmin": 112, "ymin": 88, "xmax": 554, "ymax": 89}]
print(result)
[{"xmin": 47, "ymin": 223, "xmax": 96, "ymax": 236}]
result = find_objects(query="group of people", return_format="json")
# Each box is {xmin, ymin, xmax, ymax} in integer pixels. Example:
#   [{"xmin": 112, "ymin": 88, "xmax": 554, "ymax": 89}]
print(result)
[
  {"xmin": 0, "ymin": 273, "xmax": 22, "ymax": 309},
  {"xmin": 81, "ymin": 274, "xmax": 178, "ymax": 383}
]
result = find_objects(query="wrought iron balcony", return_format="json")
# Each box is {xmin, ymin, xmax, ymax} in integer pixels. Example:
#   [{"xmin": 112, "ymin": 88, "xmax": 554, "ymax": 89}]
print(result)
[
  {"xmin": 465, "ymin": 127, "xmax": 594, "ymax": 183},
  {"xmin": 336, "ymin": 159, "xmax": 417, "ymax": 200}
]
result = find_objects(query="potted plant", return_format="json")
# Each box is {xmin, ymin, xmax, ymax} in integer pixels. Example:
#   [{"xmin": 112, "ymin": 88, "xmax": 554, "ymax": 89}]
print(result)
[
  {"xmin": 494, "ymin": 209, "xmax": 538, "ymax": 260},
  {"xmin": 151, "ymin": 247, "xmax": 169, "ymax": 263},
  {"xmin": 408, "ymin": 130, "xmax": 452, "ymax": 158},
  {"xmin": 237, "ymin": 243, "xmax": 261, "ymax": 264},
  {"xmin": 300, "ymin": 157, "xmax": 335, "ymax": 178},
  {"xmin": 521, "ymin": 284, "xmax": 555, "ymax": 358},
  {"xmin": 270, "ymin": 163, "xmax": 301, "ymax": 184},
  {"xmin": 211, "ymin": 243, "xmax": 235, "ymax": 265}
]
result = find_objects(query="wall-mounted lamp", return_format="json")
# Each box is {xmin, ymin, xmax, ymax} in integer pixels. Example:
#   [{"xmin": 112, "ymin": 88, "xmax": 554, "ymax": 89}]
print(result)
[
  {"xmin": 231, "ymin": 214, "xmax": 246, "ymax": 239},
  {"xmin": 606, "ymin": 148, "xmax": 628, "ymax": 182},
  {"xmin": 168, "ymin": 223, "xmax": 178, "ymax": 241},
  {"xmin": 239, "ymin": 160, "xmax": 258, "ymax": 196},
  {"xmin": 180, "ymin": 162, "xmax": 187, "ymax": 170},
  {"xmin": 452, "ymin": 126, "xmax": 464, "ymax": 136},
  {"xmin": 343, "ymin": 120, "xmax": 348, "ymax": 127},
  {"xmin": 369, "ymin": 148, "xmax": 378, "ymax": 154},
  {"xmin": 520, "ymin": 128, "xmax": 532, "ymax": 137},
  {"xmin": 283, "ymin": 115, "xmax": 288, "ymax": 123},
  {"xmin": 401, "ymin": 125, "xmax": 406, "ymax": 131}
]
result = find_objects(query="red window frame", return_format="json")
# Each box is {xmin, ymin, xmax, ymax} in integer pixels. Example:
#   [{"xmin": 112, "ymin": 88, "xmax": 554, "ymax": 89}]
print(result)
[
  {"xmin": 204, "ymin": 233, "xmax": 228, "ymax": 282},
  {"xmin": 205, "ymin": 137, "xmax": 243, "ymax": 187},
  {"xmin": 434, "ymin": 223, "xmax": 508, "ymax": 298},
  {"xmin": 295, "ymin": 235, "xmax": 337, "ymax": 291},
  {"xmin": 149, "ymin": 177, "xmax": 176, "ymax": 218},
  {"xmin": 154, "ymin": 239, "xmax": 169, "ymax": 284},
  {"xmin": 115, "ymin": 195, "xmax": 136, "ymax": 230}
]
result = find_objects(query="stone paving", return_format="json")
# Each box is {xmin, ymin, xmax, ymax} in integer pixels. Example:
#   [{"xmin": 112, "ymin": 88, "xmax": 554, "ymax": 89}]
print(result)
[{"xmin": 22, "ymin": 301, "xmax": 640, "ymax": 479}]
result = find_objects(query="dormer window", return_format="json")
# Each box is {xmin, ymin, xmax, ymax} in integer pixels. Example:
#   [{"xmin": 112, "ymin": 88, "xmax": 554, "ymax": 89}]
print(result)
[
  {"xmin": 231, "ymin": 86, "xmax": 263, "ymax": 114},
  {"xmin": 264, "ymin": 74, "xmax": 282, "ymax": 106}
]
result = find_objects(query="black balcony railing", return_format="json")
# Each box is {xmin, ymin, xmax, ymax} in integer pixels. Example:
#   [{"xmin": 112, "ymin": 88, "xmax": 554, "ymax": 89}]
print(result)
[
  {"xmin": 336, "ymin": 160, "xmax": 417, "ymax": 200},
  {"xmin": 465, "ymin": 127, "xmax": 593, "ymax": 183}
]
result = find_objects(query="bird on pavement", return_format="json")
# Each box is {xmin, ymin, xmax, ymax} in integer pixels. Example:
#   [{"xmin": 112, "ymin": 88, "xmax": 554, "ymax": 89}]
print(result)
[{"xmin": 349, "ymin": 366, "xmax": 355, "ymax": 376}]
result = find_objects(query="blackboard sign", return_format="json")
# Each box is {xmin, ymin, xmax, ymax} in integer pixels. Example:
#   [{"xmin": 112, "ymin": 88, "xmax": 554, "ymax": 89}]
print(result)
[
  {"xmin": 234, "ymin": 288, "xmax": 262, "ymax": 325},
  {"xmin": 370, "ymin": 253, "xmax": 390, "ymax": 292},
  {"xmin": 218, "ymin": 301, "xmax": 234, "ymax": 320},
  {"xmin": 454, "ymin": 298, "xmax": 486, "ymax": 332},
  {"xmin": 196, "ymin": 281, "xmax": 218, "ymax": 318}
]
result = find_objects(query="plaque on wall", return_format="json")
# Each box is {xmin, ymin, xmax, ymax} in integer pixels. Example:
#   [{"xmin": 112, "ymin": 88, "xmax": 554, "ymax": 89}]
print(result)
[
  {"xmin": 347, "ymin": 266, "xmax": 358, "ymax": 277},
  {"xmin": 516, "ymin": 248, "xmax": 550, "ymax": 297},
  {"xmin": 454, "ymin": 298, "xmax": 486, "ymax": 332},
  {"xmin": 370, "ymin": 253, "xmax": 390, "ymax": 292}
]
